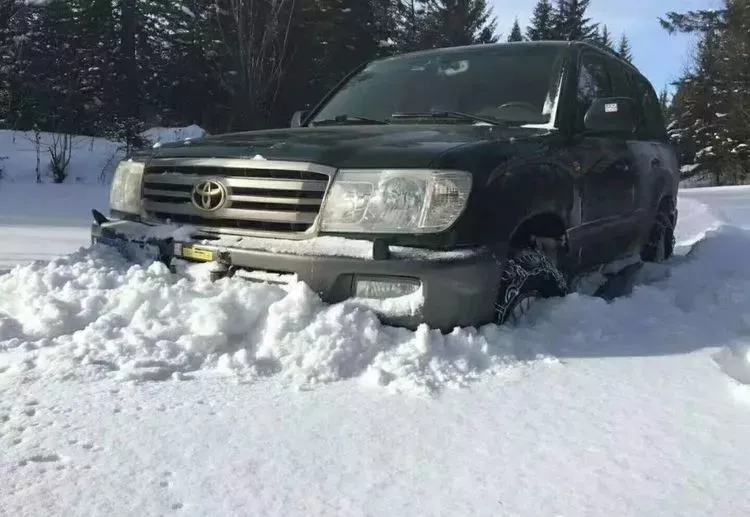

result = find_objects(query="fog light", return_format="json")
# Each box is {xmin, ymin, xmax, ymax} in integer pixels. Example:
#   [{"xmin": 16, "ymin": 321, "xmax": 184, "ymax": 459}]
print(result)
[{"xmin": 353, "ymin": 276, "xmax": 420, "ymax": 299}]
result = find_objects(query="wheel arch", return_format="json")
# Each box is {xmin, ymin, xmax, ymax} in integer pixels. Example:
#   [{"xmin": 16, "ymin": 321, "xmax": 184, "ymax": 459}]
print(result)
[
  {"xmin": 485, "ymin": 159, "xmax": 576, "ymax": 254},
  {"xmin": 508, "ymin": 211, "xmax": 569, "ymax": 250}
]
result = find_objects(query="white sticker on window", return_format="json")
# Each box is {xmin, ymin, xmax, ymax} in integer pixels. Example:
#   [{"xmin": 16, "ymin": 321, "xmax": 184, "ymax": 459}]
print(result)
[{"xmin": 605, "ymin": 102, "xmax": 619, "ymax": 113}]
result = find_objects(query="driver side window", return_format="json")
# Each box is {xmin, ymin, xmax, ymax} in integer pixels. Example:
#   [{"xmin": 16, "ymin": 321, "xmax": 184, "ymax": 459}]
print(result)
[{"xmin": 576, "ymin": 53, "xmax": 613, "ymax": 129}]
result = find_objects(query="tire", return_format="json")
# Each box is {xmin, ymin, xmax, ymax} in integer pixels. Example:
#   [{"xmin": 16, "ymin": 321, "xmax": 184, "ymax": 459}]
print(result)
[
  {"xmin": 494, "ymin": 249, "xmax": 568, "ymax": 325},
  {"xmin": 641, "ymin": 209, "xmax": 675, "ymax": 263}
]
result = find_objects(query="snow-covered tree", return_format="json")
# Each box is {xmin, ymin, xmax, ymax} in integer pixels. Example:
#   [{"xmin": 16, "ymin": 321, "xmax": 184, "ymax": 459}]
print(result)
[{"xmin": 664, "ymin": 0, "xmax": 750, "ymax": 185}]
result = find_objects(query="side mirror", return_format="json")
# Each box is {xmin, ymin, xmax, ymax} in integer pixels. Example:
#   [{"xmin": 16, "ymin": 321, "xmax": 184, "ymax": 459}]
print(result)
[
  {"xmin": 290, "ymin": 110, "xmax": 307, "ymax": 128},
  {"xmin": 583, "ymin": 97, "xmax": 636, "ymax": 135}
]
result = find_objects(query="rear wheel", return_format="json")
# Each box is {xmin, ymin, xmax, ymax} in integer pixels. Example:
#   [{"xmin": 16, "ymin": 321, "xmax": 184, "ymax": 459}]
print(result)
[{"xmin": 494, "ymin": 247, "xmax": 568, "ymax": 325}]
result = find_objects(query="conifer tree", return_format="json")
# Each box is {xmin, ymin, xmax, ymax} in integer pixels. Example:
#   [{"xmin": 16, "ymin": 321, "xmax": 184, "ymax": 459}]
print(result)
[
  {"xmin": 553, "ymin": 0, "xmax": 598, "ymax": 41},
  {"xmin": 596, "ymin": 24, "xmax": 614, "ymax": 52},
  {"xmin": 617, "ymin": 34, "xmax": 634, "ymax": 62},
  {"xmin": 526, "ymin": 0, "xmax": 555, "ymax": 40},
  {"xmin": 420, "ymin": 0, "xmax": 498, "ymax": 47},
  {"xmin": 508, "ymin": 17, "xmax": 523, "ymax": 41}
]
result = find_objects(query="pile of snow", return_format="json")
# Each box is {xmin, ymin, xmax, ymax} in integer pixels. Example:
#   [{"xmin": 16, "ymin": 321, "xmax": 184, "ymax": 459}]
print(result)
[
  {"xmin": 1, "ymin": 193, "xmax": 750, "ymax": 396},
  {"xmin": 674, "ymin": 194, "xmax": 723, "ymax": 249},
  {"xmin": 714, "ymin": 345, "xmax": 750, "ymax": 394},
  {"xmin": 0, "ymin": 245, "xmax": 526, "ymax": 395},
  {"xmin": 0, "ymin": 125, "xmax": 206, "ymax": 184}
]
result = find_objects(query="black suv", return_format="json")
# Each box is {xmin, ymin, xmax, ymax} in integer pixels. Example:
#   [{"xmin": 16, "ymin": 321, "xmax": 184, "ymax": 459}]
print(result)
[{"xmin": 91, "ymin": 41, "xmax": 679, "ymax": 331}]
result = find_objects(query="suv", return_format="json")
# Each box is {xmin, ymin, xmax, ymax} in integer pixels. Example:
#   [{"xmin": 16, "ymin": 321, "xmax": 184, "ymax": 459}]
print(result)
[{"xmin": 91, "ymin": 41, "xmax": 679, "ymax": 331}]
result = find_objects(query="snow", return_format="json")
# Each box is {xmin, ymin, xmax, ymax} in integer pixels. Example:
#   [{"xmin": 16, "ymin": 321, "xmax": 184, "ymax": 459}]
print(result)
[
  {"xmin": 2, "ymin": 174, "xmax": 750, "ymax": 514},
  {"xmin": 680, "ymin": 162, "xmax": 700, "ymax": 175},
  {"xmin": 139, "ymin": 124, "xmax": 206, "ymax": 147},
  {"xmin": 0, "ymin": 183, "xmax": 106, "ymax": 269},
  {"xmin": 0, "ymin": 131, "xmax": 121, "ymax": 184},
  {"xmin": 0, "ymin": 126, "xmax": 205, "ymax": 269},
  {"xmin": 0, "ymin": 125, "xmax": 205, "ymax": 184}
]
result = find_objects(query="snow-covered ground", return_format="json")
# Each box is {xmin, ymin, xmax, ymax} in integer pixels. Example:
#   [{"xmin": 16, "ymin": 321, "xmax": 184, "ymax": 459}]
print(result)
[
  {"xmin": 2, "ymin": 174, "xmax": 750, "ymax": 514},
  {"xmin": 0, "ymin": 126, "xmax": 204, "ymax": 270},
  {"xmin": 0, "ymin": 125, "xmax": 205, "ymax": 185}
]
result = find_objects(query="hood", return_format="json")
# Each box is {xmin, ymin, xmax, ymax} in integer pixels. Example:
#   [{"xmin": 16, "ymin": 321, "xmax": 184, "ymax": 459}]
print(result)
[{"xmin": 150, "ymin": 124, "xmax": 549, "ymax": 169}]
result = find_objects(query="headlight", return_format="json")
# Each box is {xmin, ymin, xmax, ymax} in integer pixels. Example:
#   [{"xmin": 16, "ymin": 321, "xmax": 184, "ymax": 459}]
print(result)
[
  {"xmin": 109, "ymin": 160, "xmax": 145, "ymax": 215},
  {"xmin": 319, "ymin": 169, "xmax": 472, "ymax": 233}
]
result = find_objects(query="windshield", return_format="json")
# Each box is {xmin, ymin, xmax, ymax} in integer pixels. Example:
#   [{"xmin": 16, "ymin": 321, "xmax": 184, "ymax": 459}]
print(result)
[{"xmin": 311, "ymin": 45, "xmax": 566, "ymax": 126}]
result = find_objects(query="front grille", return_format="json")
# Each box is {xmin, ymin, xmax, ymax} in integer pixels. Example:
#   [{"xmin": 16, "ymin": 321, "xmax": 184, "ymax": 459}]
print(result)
[{"xmin": 140, "ymin": 158, "xmax": 333, "ymax": 235}]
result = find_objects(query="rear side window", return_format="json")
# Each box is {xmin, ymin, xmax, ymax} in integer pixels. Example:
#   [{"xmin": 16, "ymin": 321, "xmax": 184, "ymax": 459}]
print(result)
[
  {"xmin": 576, "ymin": 53, "xmax": 613, "ymax": 129},
  {"xmin": 635, "ymin": 76, "xmax": 667, "ymax": 142},
  {"xmin": 618, "ymin": 65, "xmax": 667, "ymax": 142}
]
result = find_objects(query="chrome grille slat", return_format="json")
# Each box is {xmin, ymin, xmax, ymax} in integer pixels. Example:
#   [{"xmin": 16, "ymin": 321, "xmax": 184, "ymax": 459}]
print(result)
[
  {"xmin": 143, "ymin": 201, "xmax": 318, "ymax": 224},
  {"xmin": 230, "ymin": 194, "xmax": 322, "ymax": 206},
  {"xmin": 142, "ymin": 188, "xmax": 191, "ymax": 199},
  {"xmin": 143, "ymin": 174, "xmax": 328, "ymax": 192},
  {"xmin": 140, "ymin": 158, "xmax": 333, "ymax": 235}
]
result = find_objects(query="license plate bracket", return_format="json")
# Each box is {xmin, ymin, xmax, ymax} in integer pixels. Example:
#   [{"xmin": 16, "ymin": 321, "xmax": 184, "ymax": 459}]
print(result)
[{"xmin": 174, "ymin": 243, "xmax": 215, "ymax": 262}]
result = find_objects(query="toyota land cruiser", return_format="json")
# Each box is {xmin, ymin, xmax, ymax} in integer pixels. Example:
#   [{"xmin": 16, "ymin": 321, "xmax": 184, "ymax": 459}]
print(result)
[{"xmin": 91, "ymin": 40, "xmax": 679, "ymax": 331}]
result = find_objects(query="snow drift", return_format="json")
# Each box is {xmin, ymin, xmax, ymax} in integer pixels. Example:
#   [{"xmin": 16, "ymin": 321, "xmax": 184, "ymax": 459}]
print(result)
[{"xmin": 0, "ymin": 194, "xmax": 749, "ymax": 396}]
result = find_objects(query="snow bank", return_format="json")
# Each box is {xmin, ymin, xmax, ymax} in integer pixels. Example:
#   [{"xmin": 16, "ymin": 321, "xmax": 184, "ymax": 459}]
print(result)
[
  {"xmin": 714, "ymin": 345, "xmax": 750, "ymax": 387},
  {"xmin": 0, "ymin": 125, "xmax": 206, "ymax": 184},
  {"xmin": 0, "ymin": 223, "xmax": 748, "ymax": 396},
  {"xmin": 1, "ymin": 187, "xmax": 749, "ymax": 397},
  {"xmin": 0, "ymin": 245, "xmax": 527, "ymax": 395},
  {"xmin": 674, "ymin": 194, "xmax": 723, "ymax": 248}
]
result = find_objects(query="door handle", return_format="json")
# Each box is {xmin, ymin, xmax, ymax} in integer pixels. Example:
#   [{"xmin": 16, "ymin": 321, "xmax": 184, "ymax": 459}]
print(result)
[{"xmin": 651, "ymin": 157, "xmax": 661, "ymax": 168}]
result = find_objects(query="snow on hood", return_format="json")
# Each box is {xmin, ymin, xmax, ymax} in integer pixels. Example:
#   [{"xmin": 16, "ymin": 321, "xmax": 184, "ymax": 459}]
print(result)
[{"xmin": 1, "ymin": 195, "xmax": 750, "ymax": 396}]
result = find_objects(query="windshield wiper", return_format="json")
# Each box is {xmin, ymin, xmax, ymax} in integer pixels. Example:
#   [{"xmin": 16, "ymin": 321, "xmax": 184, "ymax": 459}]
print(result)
[
  {"xmin": 312, "ymin": 114, "xmax": 390, "ymax": 126},
  {"xmin": 391, "ymin": 111, "xmax": 505, "ymax": 126}
]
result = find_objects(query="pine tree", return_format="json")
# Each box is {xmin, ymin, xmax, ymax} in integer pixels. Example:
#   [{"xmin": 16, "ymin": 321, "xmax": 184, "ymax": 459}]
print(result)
[
  {"xmin": 507, "ymin": 17, "xmax": 523, "ymax": 42},
  {"xmin": 617, "ymin": 34, "xmax": 634, "ymax": 62},
  {"xmin": 392, "ymin": 0, "xmax": 430, "ymax": 51},
  {"xmin": 660, "ymin": 8, "xmax": 727, "ymax": 34},
  {"xmin": 660, "ymin": 0, "xmax": 750, "ymax": 185},
  {"xmin": 420, "ymin": 0, "xmax": 498, "ymax": 47},
  {"xmin": 595, "ymin": 24, "xmax": 615, "ymax": 52},
  {"xmin": 526, "ymin": 0, "xmax": 555, "ymax": 40},
  {"xmin": 670, "ymin": 30, "xmax": 730, "ymax": 183},
  {"xmin": 658, "ymin": 87, "xmax": 670, "ymax": 115},
  {"xmin": 553, "ymin": 0, "xmax": 598, "ymax": 41}
]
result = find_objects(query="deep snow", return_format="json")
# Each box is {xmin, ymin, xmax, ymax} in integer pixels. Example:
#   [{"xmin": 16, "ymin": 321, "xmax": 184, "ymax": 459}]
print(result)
[{"xmin": 2, "ymin": 173, "xmax": 750, "ymax": 513}]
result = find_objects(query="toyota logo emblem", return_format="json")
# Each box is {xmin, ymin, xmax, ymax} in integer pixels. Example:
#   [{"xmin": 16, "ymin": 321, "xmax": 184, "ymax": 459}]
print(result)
[{"xmin": 191, "ymin": 180, "xmax": 227, "ymax": 211}]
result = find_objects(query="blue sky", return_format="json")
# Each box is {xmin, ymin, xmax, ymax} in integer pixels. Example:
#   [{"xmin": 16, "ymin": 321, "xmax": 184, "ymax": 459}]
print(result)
[{"xmin": 490, "ymin": 0, "xmax": 723, "ymax": 93}]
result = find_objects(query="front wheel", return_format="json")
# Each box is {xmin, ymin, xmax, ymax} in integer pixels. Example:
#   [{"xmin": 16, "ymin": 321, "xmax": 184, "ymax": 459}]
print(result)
[
  {"xmin": 494, "ymin": 249, "xmax": 568, "ymax": 325},
  {"xmin": 641, "ymin": 209, "xmax": 675, "ymax": 263}
]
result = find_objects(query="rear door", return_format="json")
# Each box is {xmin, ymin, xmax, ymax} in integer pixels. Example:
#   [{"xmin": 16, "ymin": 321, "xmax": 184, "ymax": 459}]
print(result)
[
  {"xmin": 616, "ymin": 65, "xmax": 679, "ymax": 244},
  {"xmin": 568, "ymin": 49, "xmax": 640, "ymax": 270}
]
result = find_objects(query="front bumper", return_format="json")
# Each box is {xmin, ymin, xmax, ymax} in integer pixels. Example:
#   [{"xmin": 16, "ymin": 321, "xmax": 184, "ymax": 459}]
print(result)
[{"xmin": 91, "ymin": 218, "xmax": 501, "ymax": 331}]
